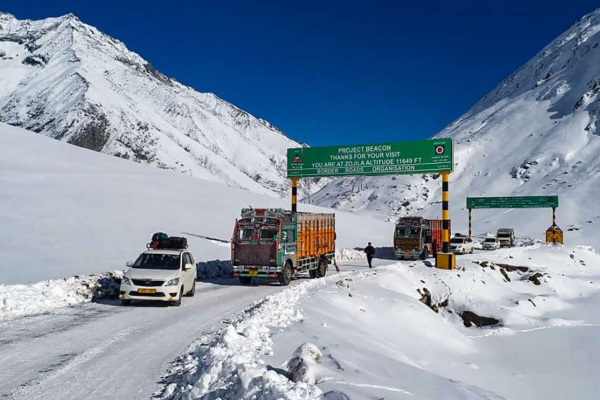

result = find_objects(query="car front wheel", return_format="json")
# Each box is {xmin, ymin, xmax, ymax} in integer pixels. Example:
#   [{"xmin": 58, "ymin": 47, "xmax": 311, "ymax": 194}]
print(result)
[{"xmin": 172, "ymin": 287, "xmax": 183, "ymax": 307}]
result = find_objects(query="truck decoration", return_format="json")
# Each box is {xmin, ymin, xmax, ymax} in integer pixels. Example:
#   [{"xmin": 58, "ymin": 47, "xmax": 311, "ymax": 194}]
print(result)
[{"xmin": 231, "ymin": 208, "xmax": 335, "ymax": 286}]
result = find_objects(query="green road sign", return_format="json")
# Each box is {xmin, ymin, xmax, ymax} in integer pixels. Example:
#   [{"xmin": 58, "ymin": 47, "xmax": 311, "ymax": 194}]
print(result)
[
  {"xmin": 287, "ymin": 139, "xmax": 453, "ymax": 178},
  {"xmin": 467, "ymin": 196, "xmax": 559, "ymax": 209}
]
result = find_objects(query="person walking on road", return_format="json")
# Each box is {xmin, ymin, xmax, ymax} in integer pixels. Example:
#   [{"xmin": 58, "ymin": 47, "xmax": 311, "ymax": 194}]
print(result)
[{"xmin": 364, "ymin": 242, "xmax": 376, "ymax": 268}]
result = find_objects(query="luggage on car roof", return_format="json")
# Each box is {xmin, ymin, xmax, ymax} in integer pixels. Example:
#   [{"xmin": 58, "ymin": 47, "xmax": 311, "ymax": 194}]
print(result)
[{"xmin": 158, "ymin": 236, "xmax": 188, "ymax": 250}]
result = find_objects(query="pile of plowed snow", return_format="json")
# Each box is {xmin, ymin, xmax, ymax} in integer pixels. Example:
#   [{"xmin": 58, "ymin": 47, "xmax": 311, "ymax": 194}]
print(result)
[
  {"xmin": 158, "ymin": 244, "xmax": 600, "ymax": 400},
  {"xmin": 0, "ymin": 272, "xmax": 122, "ymax": 322}
]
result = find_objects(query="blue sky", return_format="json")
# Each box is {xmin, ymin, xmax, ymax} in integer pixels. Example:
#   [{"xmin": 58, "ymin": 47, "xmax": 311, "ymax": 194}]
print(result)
[{"xmin": 2, "ymin": 0, "xmax": 598, "ymax": 146}]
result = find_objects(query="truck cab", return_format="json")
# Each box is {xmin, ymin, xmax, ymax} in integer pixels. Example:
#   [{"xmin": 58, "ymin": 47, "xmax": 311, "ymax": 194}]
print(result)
[
  {"xmin": 497, "ymin": 228, "xmax": 515, "ymax": 247},
  {"xmin": 394, "ymin": 217, "xmax": 441, "ymax": 260}
]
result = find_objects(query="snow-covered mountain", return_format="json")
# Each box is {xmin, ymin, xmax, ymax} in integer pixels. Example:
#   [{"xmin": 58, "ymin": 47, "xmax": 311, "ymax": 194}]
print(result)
[
  {"xmin": 0, "ymin": 11, "xmax": 312, "ymax": 196},
  {"xmin": 311, "ymin": 6, "xmax": 600, "ymax": 247}
]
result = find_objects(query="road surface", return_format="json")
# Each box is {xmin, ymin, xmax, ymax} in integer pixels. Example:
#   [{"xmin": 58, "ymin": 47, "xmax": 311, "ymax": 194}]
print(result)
[{"xmin": 0, "ymin": 260, "xmax": 389, "ymax": 399}]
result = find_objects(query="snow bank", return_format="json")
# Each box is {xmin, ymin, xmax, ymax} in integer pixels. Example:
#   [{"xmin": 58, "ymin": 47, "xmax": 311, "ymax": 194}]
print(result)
[
  {"xmin": 196, "ymin": 260, "xmax": 233, "ymax": 280},
  {"xmin": 265, "ymin": 244, "xmax": 600, "ymax": 400},
  {"xmin": 0, "ymin": 271, "xmax": 122, "ymax": 322},
  {"xmin": 155, "ymin": 272, "xmax": 354, "ymax": 400},
  {"xmin": 334, "ymin": 248, "xmax": 367, "ymax": 263}
]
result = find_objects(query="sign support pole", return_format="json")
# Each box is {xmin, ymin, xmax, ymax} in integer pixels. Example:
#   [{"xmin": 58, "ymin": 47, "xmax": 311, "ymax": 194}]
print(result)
[
  {"xmin": 552, "ymin": 207, "xmax": 557, "ymax": 244},
  {"xmin": 468, "ymin": 208, "xmax": 472, "ymax": 239},
  {"xmin": 442, "ymin": 172, "xmax": 450, "ymax": 253},
  {"xmin": 436, "ymin": 172, "xmax": 455, "ymax": 269},
  {"xmin": 291, "ymin": 178, "xmax": 299, "ymax": 213}
]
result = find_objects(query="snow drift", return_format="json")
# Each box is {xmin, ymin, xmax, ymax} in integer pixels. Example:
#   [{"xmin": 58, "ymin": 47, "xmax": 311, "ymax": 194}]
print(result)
[{"xmin": 0, "ymin": 123, "xmax": 393, "ymax": 284}]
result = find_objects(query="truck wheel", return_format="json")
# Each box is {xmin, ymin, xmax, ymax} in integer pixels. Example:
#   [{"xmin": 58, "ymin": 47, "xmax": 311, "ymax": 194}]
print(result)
[
  {"xmin": 186, "ymin": 279, "xmax": 196, "ymax": 296},
  {"xmin": 173, "ymin": 287, "xmax": 183, "ymax": 307},
  {"xmin": 279, "ymin": 262, "xmax": 292, "ymax": 286},
  {"xmin": 239, "ymin": 276, "xmax": 253, "ymax": 285},
  {"xmin": 309, "ymin": 268, "xmax": 317, "ymax": 279},
  {"xmin": 317, "ymin": 258, "xmax": 327, "ymax": 278}
]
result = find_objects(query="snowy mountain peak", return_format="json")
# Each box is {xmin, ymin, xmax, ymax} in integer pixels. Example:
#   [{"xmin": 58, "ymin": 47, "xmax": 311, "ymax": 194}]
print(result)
[
  {"xmin": 311, "ymin": 6, "xmax": 600, "ymax": 248},
  {"xmin": 0, "ymin": 11, "xmax": 306, "ymax": 197}
]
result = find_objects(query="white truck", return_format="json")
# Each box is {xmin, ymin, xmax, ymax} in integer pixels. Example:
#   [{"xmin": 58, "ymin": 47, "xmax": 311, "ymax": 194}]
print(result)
[{"xmin": 497, "ymin": 229, "xmax": 515, "ymax": 248}]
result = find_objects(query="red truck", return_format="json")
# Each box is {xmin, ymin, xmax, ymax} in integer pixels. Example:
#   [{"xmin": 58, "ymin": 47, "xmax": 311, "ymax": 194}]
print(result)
[{"xmin": 393, "ymin": 217, "xmax": 447, "ymax": 260}]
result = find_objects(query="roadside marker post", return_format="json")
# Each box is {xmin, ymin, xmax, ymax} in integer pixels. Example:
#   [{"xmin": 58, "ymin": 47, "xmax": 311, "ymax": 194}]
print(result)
[
  {"xmin": 436, "ymin": 171, "xmax": 455, "ymax": 270},
  {"xmin": 287, "ymin": 139, "xmax": 455, "ymax": 270},
  {"xmin": 291, "ymin": 177, "xmax": 299, "ymax": 213}
]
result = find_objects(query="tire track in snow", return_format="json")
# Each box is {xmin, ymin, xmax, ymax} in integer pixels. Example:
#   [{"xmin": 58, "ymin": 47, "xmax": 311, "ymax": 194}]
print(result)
[{"xmin": 7, "ymin": 327, "xmax": 137, "ymax": 399}]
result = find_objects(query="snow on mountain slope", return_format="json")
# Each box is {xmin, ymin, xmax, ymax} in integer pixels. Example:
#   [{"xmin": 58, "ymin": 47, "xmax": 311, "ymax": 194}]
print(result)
[
  {"xmin": 311, "ymin": 7, "xmax": 600, "ymax": 248},
  {"xmin": 0, "ymin": 122, "xmax": 393, "ymax": 285},
  {"xmin": 0, "ymin": 11, "xmax": 316, "ymax": 197}
]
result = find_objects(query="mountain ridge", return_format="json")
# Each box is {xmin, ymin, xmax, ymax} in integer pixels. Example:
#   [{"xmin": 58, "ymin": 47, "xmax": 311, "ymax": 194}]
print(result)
[{"xmin": 0, "ymin": 10, "xmax": 308, "ymax": 196}]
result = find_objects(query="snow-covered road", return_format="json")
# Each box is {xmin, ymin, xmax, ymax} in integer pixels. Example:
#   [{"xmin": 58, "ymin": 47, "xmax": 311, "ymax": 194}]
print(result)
[{"xmin": 0, "ymin": 261, "xmax": 381, "ymax": 400}]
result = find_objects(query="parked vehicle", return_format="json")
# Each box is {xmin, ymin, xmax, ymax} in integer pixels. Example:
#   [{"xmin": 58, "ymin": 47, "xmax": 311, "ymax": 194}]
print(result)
[
  {"xmin": 450, "ymin": 235, "xmax": 474, "ymax": 254},
  {"xmin": 231, "ymin": 208, "xmax": 335, "ymax": 286},
  {"xmin": 482, "ymin": 237, "xmax": 501, "ymax": 250},
  {"xmin": 120, "ymin": 236, "xmax": 196, "ymax": 306},
  {"xmin": 497, "ymin": 228, "xmax": 515, "ymax": 247},
  {"xmin": 394, "ymin": 217, "xmax": 446, "ymax": 260}
]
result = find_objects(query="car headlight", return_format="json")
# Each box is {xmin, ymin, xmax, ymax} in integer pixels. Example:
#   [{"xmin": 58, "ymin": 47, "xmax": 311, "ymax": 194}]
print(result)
[
  {"xmin": 165, "ymin": 277, "xmax": 180, "ymax": 286},
  {"xmin": 121, "ymin": 276, "xmax": 132, "ymax": 286}
]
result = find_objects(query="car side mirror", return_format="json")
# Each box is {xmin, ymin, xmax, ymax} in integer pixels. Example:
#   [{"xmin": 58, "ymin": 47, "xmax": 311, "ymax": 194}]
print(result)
[
  {"xmin": 184, "ymin": 263, "xmax": 193, "ymax": 270},
  {"xmin": 126, "ymin": 261, "xmax": 133, "ymax": 267}
]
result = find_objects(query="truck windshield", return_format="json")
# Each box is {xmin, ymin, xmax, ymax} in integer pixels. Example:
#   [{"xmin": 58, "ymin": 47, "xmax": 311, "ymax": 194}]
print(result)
[
  {"xmin": 260, "ymin": 229, "xmax": 278, "ymax": 240},
  {"xmin": 498, "ymin": 234, "xmax": 510, "ymax": 237},
  {"xmin": 133, "ymin": 254, "xmax": 180, "ymax": 270},
  {"xmin": 396, "ymin": 227, "xmax": 420, "ymax": 237},
  {"xmin": 238, "ymin": 228, "xmax": 254, "ymax": 240}
]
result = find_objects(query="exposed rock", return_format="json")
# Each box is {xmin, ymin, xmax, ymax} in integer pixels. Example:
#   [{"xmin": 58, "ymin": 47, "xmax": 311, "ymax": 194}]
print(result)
[
  {"xmin": 287, "ymin": 342, "xmax": 322, "ymax": 384},
  {"xmin": 460, "ymin": 311, "xmax": 500, "ymax": 328},
  {"xmin": 528, "ymin": 272, "xmax": 544, "ymax": 285}
]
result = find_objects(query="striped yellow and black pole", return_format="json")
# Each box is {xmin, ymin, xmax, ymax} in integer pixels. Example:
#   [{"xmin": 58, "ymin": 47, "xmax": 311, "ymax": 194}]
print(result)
[
  {"xmin": 291, "ymin": 177, "xmax": 299, "ymax": 212},
  {"xmin": 441, "ymin": 172, "xmax": 450, "ymax": 253},
  {"xmin": 436, "ymin": 171, "xmax": 455, "ymax": 269},
  {"xmin": 552, "ymin": 207, "xmax": 557, "ymax": 244},
  {"xmin": 468, "ymin": 208, "xmax": 472, "ymax": 239}
]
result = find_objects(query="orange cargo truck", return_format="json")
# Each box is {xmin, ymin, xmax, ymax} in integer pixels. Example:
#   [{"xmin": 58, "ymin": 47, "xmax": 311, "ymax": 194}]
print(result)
[{"xmin": 231, "ymin": 208, "xmax": 335, "ymax": 286}]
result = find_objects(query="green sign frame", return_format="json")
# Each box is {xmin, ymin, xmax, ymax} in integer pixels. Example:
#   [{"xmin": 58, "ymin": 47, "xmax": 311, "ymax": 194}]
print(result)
[
  {"xmin": 287, "ymin": 138, "xmax": 453, "ymax": 178},
  {"xmin": 466, "ymin": 196, "xmax": 559, "ymax": 209}
]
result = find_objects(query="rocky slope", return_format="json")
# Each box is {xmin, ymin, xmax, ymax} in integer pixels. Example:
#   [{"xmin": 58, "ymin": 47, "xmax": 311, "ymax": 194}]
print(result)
[{"xmin": 0, "ymin": 11, "xmax": 313, "ymax": 196}]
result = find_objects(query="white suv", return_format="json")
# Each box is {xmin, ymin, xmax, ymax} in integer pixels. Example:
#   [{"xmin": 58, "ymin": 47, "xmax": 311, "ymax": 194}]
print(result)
[
  {"xmin": 482, "ymin": 237, "xmax": 501, "ymax": 250},
  {"xmin": 120, "ymin": 250, "xmax": 197, "ymax": 306},
  {"xmin": 450, "ymin": 236, "xmax": 474, "ymax": 254}
]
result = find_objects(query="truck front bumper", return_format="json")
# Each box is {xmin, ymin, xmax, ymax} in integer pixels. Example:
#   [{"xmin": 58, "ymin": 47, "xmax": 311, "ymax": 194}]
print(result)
[{"xmin": 234, "ymin": 266, "xmax": 281, "ymax": 278}]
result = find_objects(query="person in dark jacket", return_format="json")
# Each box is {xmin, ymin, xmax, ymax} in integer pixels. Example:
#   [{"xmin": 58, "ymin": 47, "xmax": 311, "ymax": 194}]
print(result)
[{"xmin": 364, "ymin": 242, "xmax": 376, "ymax": 268}]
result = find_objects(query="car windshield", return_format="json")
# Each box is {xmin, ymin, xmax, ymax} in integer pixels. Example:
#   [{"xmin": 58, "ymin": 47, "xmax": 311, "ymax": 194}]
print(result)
[
  {"xmin": 485, "ymin": 238, "xmax": 496, "ymax": 243},
  {"xmin": 133, "ymin": 253, "xmax": 180, "ymax": 270},
  {"xmin": 451, "ymin": 238, "xmax": 465, "ymax": 244},
  {"xmin": 498, "ymin": 233, "xmax": 510, "ymax": 237}
]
